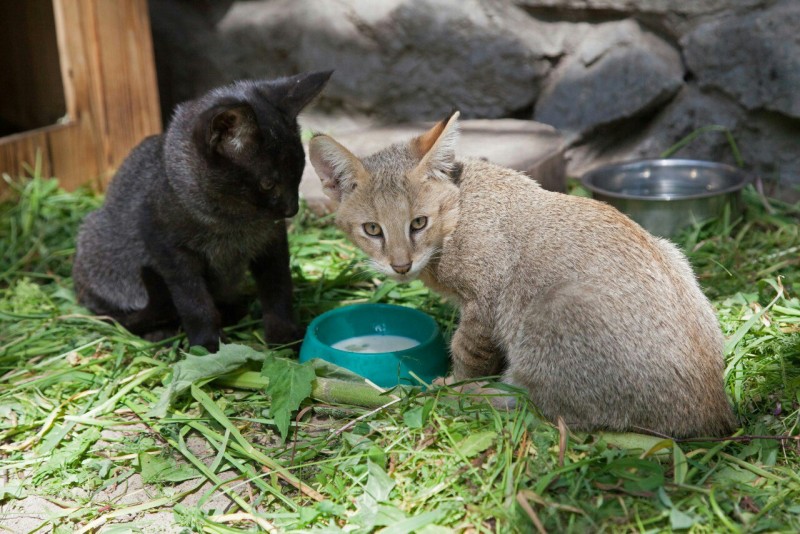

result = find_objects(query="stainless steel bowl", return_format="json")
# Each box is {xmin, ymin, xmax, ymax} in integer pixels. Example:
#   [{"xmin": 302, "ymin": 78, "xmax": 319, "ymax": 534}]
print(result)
[{"xmin": 580, "ymin": 159, "xmax": 751, "ymax": 238}]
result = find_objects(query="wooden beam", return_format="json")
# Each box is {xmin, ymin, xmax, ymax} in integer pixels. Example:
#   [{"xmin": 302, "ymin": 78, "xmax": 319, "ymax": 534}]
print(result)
[{"xmin": 0, "ymin": 0, "xmax": 162, "ymax": 191}]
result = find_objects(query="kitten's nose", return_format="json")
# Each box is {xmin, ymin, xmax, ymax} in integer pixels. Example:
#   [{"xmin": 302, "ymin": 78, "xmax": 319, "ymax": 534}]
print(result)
[{"xmin": 391, "ymin": 262, "xmax": 412, "ymax": 274}]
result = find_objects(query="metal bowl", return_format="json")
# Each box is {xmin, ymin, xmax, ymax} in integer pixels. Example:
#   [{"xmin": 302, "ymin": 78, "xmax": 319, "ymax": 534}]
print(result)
[{"xmin": 580, "ymin": 159, "xmax": 751, "ymax": 237}]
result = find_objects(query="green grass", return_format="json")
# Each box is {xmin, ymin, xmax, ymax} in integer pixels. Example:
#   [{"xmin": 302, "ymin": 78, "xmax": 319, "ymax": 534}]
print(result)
[{"xmin": 1, "ymin": 170, "xmax": 799, "ymax": 533}]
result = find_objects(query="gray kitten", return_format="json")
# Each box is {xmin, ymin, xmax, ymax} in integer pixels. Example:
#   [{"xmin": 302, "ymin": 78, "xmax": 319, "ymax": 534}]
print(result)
[{"xmin": 73, "ymin": 71, "xmax": 332, "ymax": 351}]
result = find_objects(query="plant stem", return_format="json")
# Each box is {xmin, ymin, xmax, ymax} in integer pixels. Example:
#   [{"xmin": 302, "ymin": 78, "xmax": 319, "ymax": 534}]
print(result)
[{"xmin": 215, "ymin": 370, "xmax": 396, "ymax": 409}]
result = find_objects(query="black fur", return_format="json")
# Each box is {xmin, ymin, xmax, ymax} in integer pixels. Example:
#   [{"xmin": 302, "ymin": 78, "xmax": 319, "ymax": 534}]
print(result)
[{"xmin": 73, "ymin": 71, "xmax": 332, "ymax": 351}]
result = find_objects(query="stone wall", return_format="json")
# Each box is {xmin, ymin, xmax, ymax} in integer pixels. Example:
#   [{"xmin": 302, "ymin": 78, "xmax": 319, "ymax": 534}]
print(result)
[{"xmin": 149, "ymin": 0, "xmax": 800, "ymax": 199}]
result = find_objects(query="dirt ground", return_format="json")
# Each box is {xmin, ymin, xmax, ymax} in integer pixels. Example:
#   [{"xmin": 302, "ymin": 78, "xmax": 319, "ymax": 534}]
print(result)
[{"xmin": 1, "ymin": 432, "xmax": 241, "ymax": 533}]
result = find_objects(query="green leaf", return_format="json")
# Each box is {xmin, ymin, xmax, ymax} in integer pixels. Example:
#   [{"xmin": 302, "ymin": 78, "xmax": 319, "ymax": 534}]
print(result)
[
  {"xmin": 316, "ymin": 500, "xmax": 346, "ymax": 517},
  {"xmin": 32, "ymin": 428, "xmax": 101, "ymax": 484},
  {"xmin": 403, "ymin": 398, "xmax": 434, "ymax": 429},
  {"xmin": 261, "ymin": 353, "xmax": 316, "ymax": 440},
  {"xmin": 670, "ymin": 508, "xmax": 698, "ymax": 530},
  {"xmin": 0, "ymin": 481, "xmax": 25, "ymax": 502},
  {"xmin": 604, "ymin": 458, "xmax": 665, "ymax": 492},
  {"xmin": 456, "ymin": 431, "xmax": 496, "ymax": 458},
  {"xmin": 673, "ymin": 443, "xmax": 688, "ymax": 485},
  {"xmin": 352, "ymin": 493, "xmax": 380, "ymax": 530},
  {"xmin": 147, "ymin": 343, "xmax": 267, "ymax": 418},
  {"xmin": 713, "ymin": 465, "xmax": 758, "ymax": 484},
  {"xmin": 378, "ymin": 510, "xmax": 446, "ymax": 534},
  {"xmin": 298, "ymin": 505, "xmax": 320, "ymax": 525},
  {"xmin": 364, "ymin": 460, "xmax": 396, "ymax": 503},
  {"xmin": 139, "ymin": 452, "xmax": 201, "ymax": 483},
  {"xmin": 370, "ymin": 280, "xmax": 398, "ymax": 303},
  {"xmin": 373, "ymin": 505, "xmax": 408, "ymax": 527}
]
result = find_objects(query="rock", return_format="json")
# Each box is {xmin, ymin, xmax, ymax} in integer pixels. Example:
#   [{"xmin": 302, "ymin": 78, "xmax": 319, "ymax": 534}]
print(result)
[
  {"xmin": 565, "ymin": 86, "xmax": 745, "ymax": 178},
  {"xmin": 218, "ymin": 0, "xmax": 558, "ymax": 120},
  {"xmin": 514, "ymin": 0, "xmax": 765, "ymax": 16},
  {"xmin": 682, "ymin": 0, "xmax": 800, "ymax": 119},
  {"xmin": 623, "ymin": 88, "xmax": 745, "ymax": 166},
  {"xmin": 534, "ymin": 20, "xmax": 683, "ymax": 137},
  {"xmin": 513, "ymin": 0, "xmax": 769, "ymax": 38},
  {"xmin": 736, "ymin": 112, "xmax": 800, "ymax": 202},
  {"xmin": 298, "ymin": 118, "xmax": 567, "ymax": 213}
]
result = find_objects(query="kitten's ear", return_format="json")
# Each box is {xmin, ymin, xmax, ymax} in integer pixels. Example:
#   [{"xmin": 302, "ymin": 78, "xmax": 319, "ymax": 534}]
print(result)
[
  {"xmin": 411, "ymin": 111, "xmax": 460, "ymax": 181},
  {"xmin": 204, "ymin": 104, "xmax": 258, "ymax": 157},
  {"xmin": 269, "ymin": 70, "xmax": 334, "ymax": 118},
  {"xmin": 309, "ymin": 134, "xmax": 366, "ymax": 203}
]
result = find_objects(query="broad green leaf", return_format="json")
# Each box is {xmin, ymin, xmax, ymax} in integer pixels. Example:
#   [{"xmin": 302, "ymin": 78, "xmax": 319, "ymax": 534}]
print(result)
[
  {"xmin": 298, "ymin": 506, "xmax": 320, "ymax": 525},
  {"xmin": 364, "ymin": 460, "xmax": 396, "ymax": 503},
  {"xmin": 352, "ymin": 502, "xmax": 425, "ymax": 532},
  {"xmin": 403, "ymin": 399, "xmax": 434, "ymax": 429},
  {"xmin": 403, "ymin": 405, "xmax": 426, "ymax": 429},
  {"xmin": 0, "ymin": 481, "xmax": 25, "ymax": 502},
  {"xmin": 673, "ymin": 443, "xmax": 688, "ymax": 485},
  {"xmin": 604, "ymin": 457, "xmax": 665, "ymax": 492},
  {"xmin": 147, "ymin": 343, "xmax": 267, "ymax": 418},
  {"xmin": 352, "ymin": 493, "xmax": 380, "ymax": 530},
  {"xmin": 456, "ymin": 431, "xmax": 496, "ymax": 458},
  {"xmin": 316, "ymin": 500, "xmax": 346, "ymax": 517},
  {"xmin": 261, "ymin": 353, "xmax": 316, "ymax": 440},
  {"xmin": 670, "ymin": 508, "xmax": 698, "ymax": 530},
  {"xmin": 373, "ymin": 504, "xmax": 408, "ymax": 527},
  {"xmin": 378, "ymin": 510, "xmax": 447, "ymax": 534},
  {"xmin": 713, "ymin": 465, "xmax": 758, "ymax": 484},
  {"xmin": 657, "ymin": 487, "xmax": 673, "ymax": 508},
  {"xmin": 139, "ymin": 452, "xmax": 201, "ymax": 483}
]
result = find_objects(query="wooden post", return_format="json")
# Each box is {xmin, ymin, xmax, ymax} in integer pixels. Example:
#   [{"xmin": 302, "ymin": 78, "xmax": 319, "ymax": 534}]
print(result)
[{"xmin": 0, "ymin": 0, "xmax": 162, "ymax": 192}]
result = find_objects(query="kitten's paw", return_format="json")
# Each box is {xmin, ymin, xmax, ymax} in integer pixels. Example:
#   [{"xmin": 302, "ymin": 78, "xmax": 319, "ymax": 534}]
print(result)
[
  {"xmin": 263, "ymin": 316, "xmax": 305, "ymax": 346},
  {"xmin": 195, "ymin": 337, "xmax": 220, "ymax": 353}
]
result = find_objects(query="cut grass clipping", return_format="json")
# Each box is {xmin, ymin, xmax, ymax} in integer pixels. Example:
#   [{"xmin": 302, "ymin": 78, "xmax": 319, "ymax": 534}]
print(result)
[{"xmin": 1, "ymin": 168, "xmax": 799, "ymax": 533}]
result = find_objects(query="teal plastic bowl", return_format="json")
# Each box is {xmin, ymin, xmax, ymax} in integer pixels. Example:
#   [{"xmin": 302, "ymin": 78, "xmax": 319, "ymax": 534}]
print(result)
[{"xmin": 299, "ymin": 303, "xmax": 450, "ymax": 388}]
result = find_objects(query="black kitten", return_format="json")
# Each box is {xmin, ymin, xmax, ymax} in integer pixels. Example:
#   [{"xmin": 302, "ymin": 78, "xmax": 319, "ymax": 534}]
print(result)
[{"xmin": 72, "ymin": 71, "xmax": 332, "ymax": 351}]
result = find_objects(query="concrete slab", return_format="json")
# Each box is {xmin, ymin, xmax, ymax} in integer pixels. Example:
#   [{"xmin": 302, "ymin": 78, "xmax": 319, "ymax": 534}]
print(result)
[{"xmin": 298, "ymin": 118, "xmax": 567, "ymax": 214}]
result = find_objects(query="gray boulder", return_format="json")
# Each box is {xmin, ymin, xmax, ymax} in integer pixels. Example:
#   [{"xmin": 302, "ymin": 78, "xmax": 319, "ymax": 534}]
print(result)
[
  {"xmin": 514, "ymin": 0, "xmax": 765, "ymax": 15},
  {"xmin": 624, "ymin": 87, "xmax": 745, "ymax": 166},
  {"xmin": 534, "ymin": 19, "xmax": 683, "ymax": 137},
  {"xmin": 682, "ymin": 0, "xmax": 800, "ymax": 119},
  {"xmin": 736, "ymin": 113, "xmax": 800, "ymax": 201},
  {"xmin": 218, "ymin": 0, "xmax": 557, "ymax": 120},
  {"xmin": 513, "ymin": 0, "xmax": 769, "ymax": 37}
]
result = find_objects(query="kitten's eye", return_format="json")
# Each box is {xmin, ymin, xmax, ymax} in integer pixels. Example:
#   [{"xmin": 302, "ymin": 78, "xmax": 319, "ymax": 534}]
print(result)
[
  {"xmin": 410, "ymin": 216, "xmax": 428, "ymax": 231},
  {"xmin": 259, "ymin": 179, "xmax": 275, "ymax": 192},
  {"xmin": 363, "ymin": 222, "xmax": 383, "ymax": 237}
]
